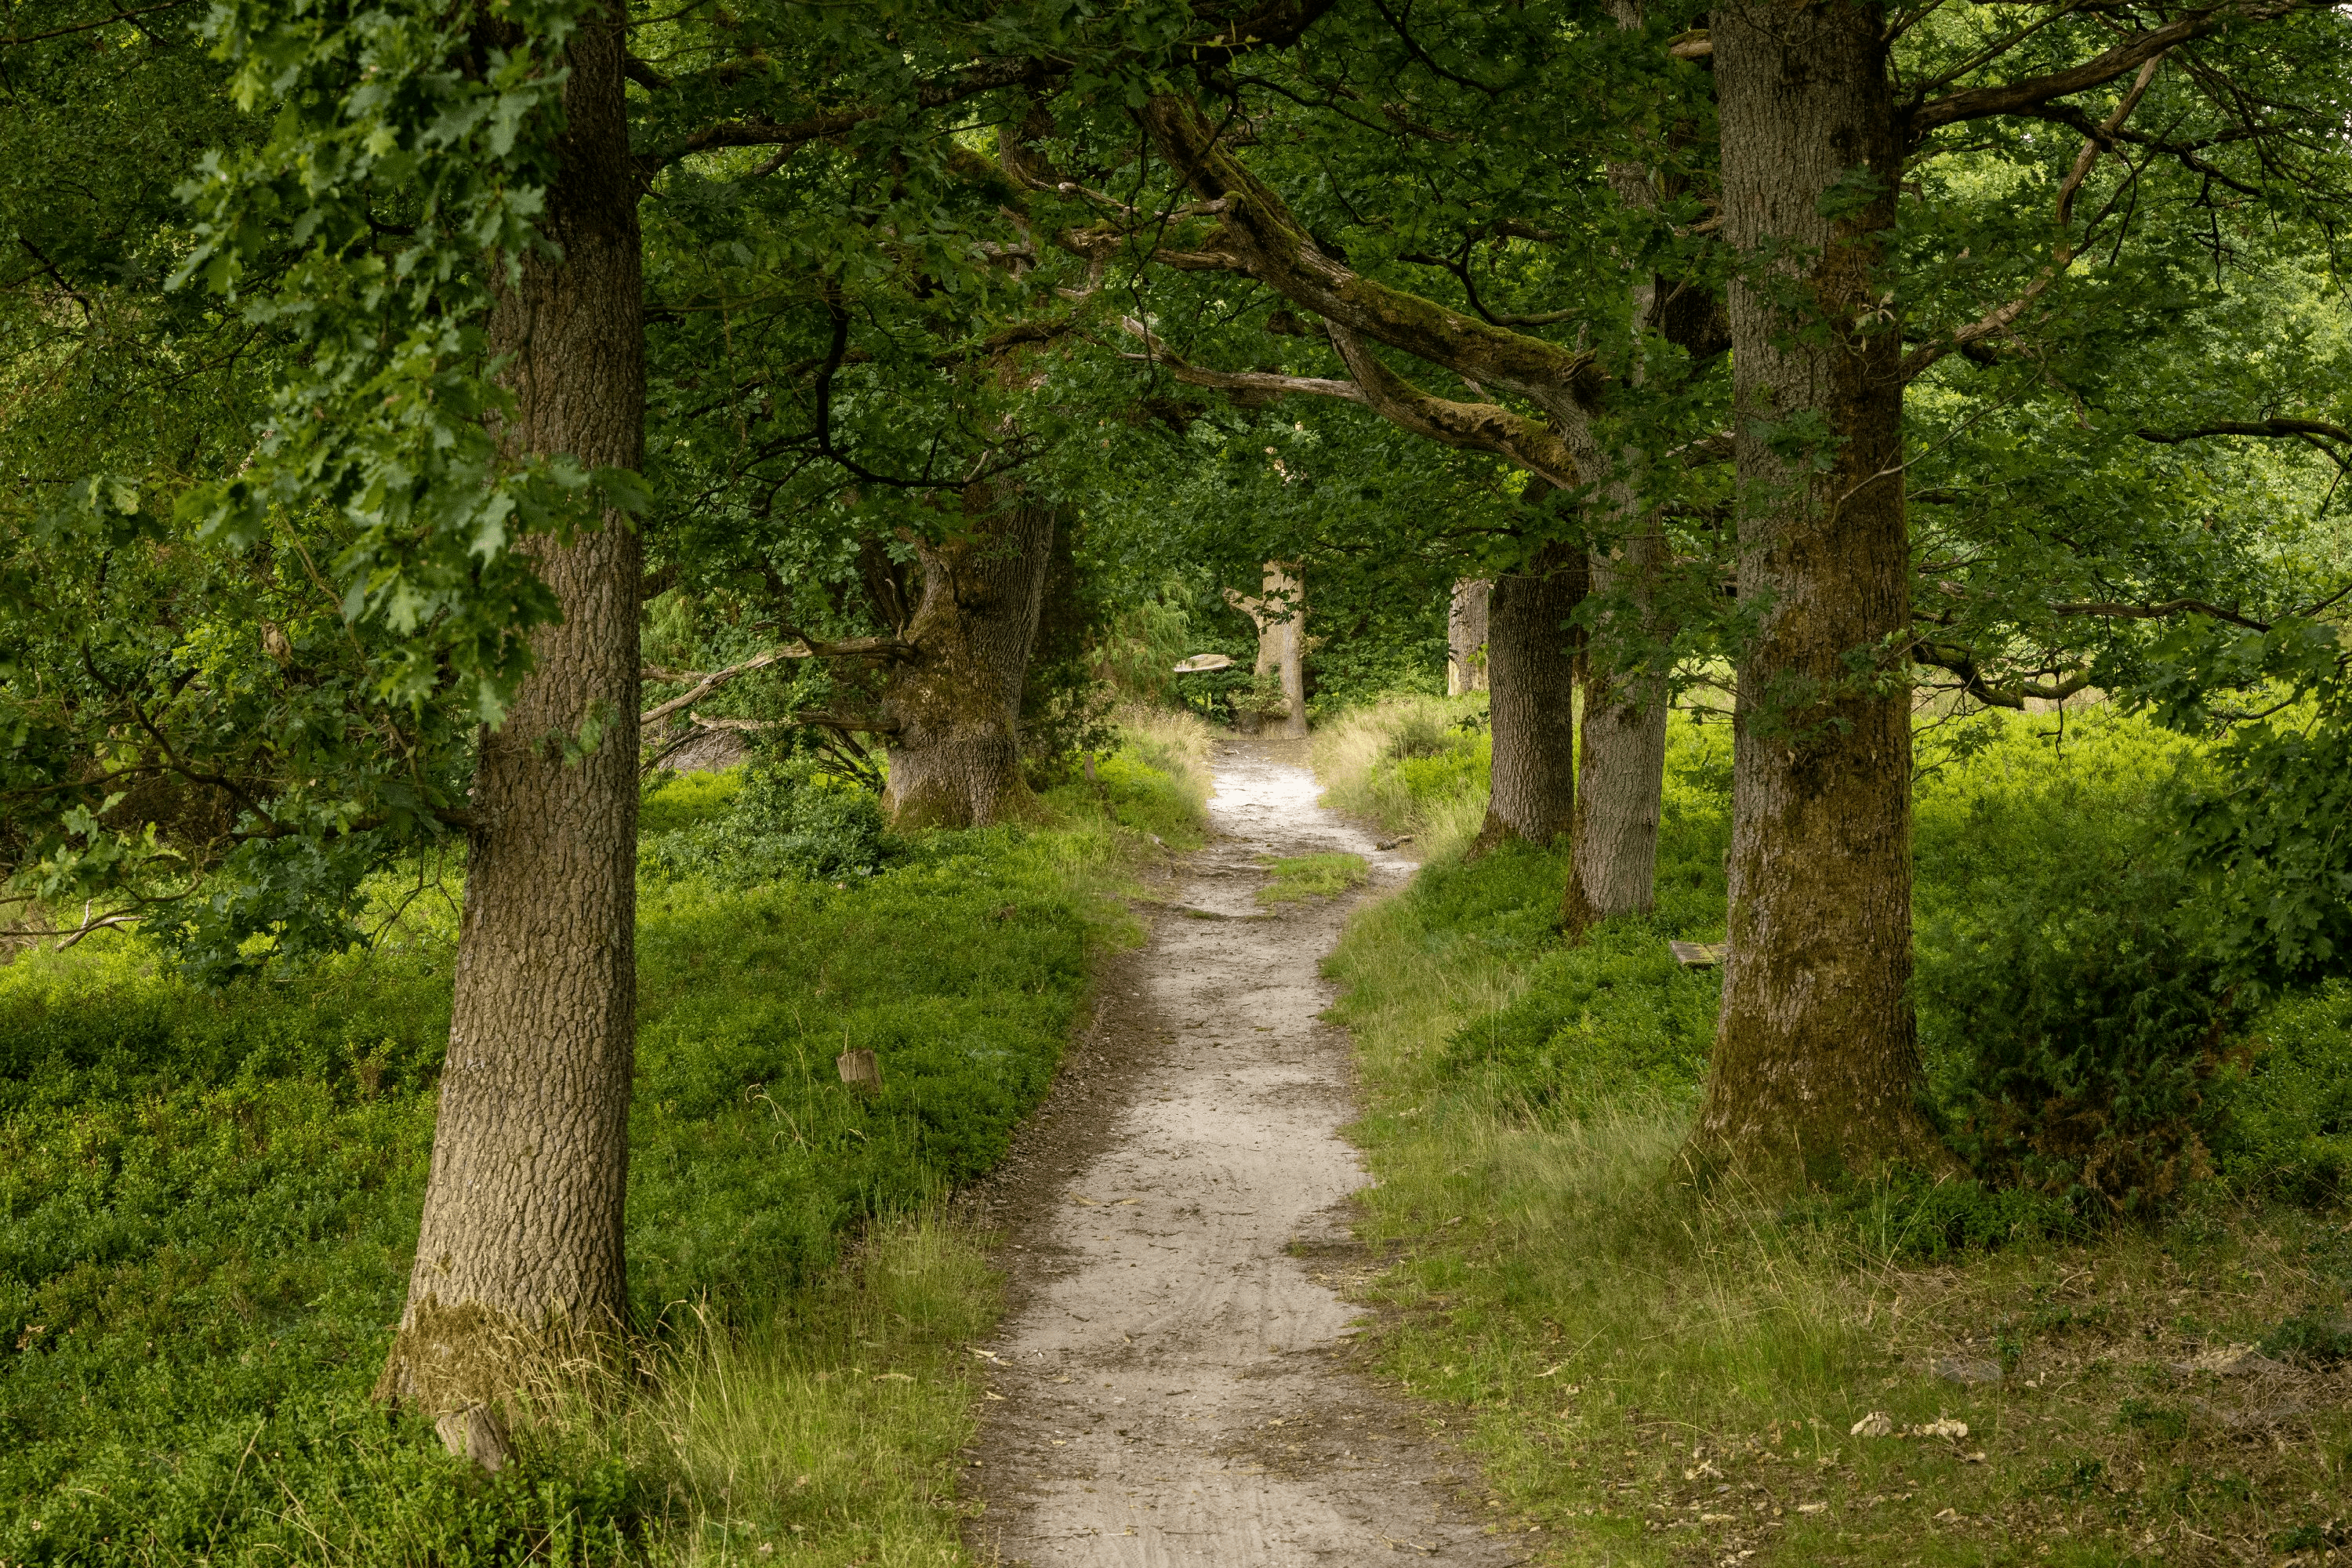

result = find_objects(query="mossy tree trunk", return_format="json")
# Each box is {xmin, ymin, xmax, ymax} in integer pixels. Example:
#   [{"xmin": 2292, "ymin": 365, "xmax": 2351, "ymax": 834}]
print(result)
[
  {"xmin": 376, "ymin": 0, "xmax": 644, "ymax": 1468},
  {"xmin": 1475, "ymin": 539, "xmax": 1584, "ymax": 849},
  {"xmin": 878, "ymin": 499, "xmax": 1056, "ymax": 828},
  {"xmin": 1690, "ymin": 0, "xmax": 1942, "ymax": 1180}
]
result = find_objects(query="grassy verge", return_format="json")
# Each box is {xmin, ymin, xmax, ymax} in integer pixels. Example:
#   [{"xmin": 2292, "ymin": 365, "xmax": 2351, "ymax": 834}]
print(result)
[
  {"xmin": 1323, "ymin": 706, "xmax": 2352, "ymax": 1566},
  {"xmin": 0, "ymin": 720, "xmax": 1204, "ymax": 1565},
  {"xmin": 1312, "ymin": 693, "xmax": 1493, "ymax": 858}
]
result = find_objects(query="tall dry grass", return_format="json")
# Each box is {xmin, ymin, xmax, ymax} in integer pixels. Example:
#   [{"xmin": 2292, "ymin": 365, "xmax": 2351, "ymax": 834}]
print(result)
[
  {"xmin": 1311, "ymin": 693, "xmax": 1492, "ymax": 860},
  {"xmin": 624, "ymin": 1215, "xmax": 999, "ymax": 1565}
]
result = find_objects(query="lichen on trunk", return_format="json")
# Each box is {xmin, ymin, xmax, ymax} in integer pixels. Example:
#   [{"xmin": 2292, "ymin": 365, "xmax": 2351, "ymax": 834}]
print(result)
[
  {"xmin": 1690, "ymin": 0, "xmax": 1944, "ymax": 1181},
  {"xmin": 376, "ymin": 0, "xmax": 644, "ymax": 1462},
  {"xmin": 1446, "ymin": 577, "xmax": 1490, "ymax": 695},
  {"xmin": 878, "ymin": 499, "xmax": 1056, "ymax": 829}
]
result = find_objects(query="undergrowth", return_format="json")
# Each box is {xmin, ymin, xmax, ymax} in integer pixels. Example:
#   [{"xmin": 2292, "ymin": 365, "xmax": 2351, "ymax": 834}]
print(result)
[
  {"xmin": 1322, "ymin": 701, "xmax": 2352, "ymax": 1566},
  {"xmin": 0, "ymin": 720, "xmax": 1204, "ymax": 1564}
]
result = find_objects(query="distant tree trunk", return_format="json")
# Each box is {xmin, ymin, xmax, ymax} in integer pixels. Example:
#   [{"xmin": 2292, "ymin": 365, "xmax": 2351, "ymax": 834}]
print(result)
[
  {"xmin": 1228, "ymin": 563, "xmax": 1309, "ymax": 739},
  {"xmin": 1474, "ymin": 539, "xmax": 1584, "ymax": 849},
  {"xmin": 880, "ymin": 499, "xmax": 1056, "ymax": 827},
  {"xmin": 1564, "ymin": 532, "xmax": 1670, "ymax": 932},
  {"xmin": 376, "ymin": 0, "xmax": 644, "ymax": 1468},
  {"xmin": 1690, "ymin": 0, "xmax": 1941, "ymax": 1180},
  {"xmin": 1447, "ymin": 578, "xmax": 1490, "ymax": 695}
]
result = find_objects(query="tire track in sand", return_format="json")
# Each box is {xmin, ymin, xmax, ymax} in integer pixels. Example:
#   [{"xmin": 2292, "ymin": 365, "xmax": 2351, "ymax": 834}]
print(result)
[{"xmin": 965, "ymin": 739, "xmax": 1522, "ymax": 1566}]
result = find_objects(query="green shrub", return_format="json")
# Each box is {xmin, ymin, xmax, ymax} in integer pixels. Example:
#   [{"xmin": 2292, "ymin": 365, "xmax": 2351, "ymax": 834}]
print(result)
[
  {"xmin": 2213, "ymin": 980, "xmax": 2352, "ymax": 1203},
  {"xmin": 640, "ymin": 760, "xmax": 900, "ymax": 886},
  {"xmin": 1386, "ymin": 706, "xmax": 1457, "ymax": 760},
  {"xmin": 1914, "ymin": 713, "xmax": 2238, "ymax": 1215},
  {"xmin": 1410, "ymin": 724, "xmax": 1733, "ymax": 1115},
  {"xmin": 637, "ymin": 765, "xmax": 742, "ymax": 835}
]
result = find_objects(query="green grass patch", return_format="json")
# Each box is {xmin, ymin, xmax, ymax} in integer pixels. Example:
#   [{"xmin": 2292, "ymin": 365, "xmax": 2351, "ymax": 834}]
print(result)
[
  {"xmin": 1322, "ymin": 704, "xmax": 2352, "ymax": 1565},
  {"xmin": 0, "ymin": 726, "xmax": 1203, "ymax": 1563},
  {"xmin": 1312, "ymin": 694, "xmax": 1493, "ymax": 855},
  {"xmin": 1256, "ymin": 851, "xmax": 1369, "ymax": 905}
]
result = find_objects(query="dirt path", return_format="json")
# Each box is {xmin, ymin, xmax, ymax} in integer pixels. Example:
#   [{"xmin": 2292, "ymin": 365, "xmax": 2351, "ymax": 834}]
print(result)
[{"xmin": 965, "ymin": 739, "xmax": 1520, "ymax": 1566}]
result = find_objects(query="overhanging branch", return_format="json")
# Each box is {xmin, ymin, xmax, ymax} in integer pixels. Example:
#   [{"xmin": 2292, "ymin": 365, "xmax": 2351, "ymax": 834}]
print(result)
[{"xmin": 1905, "ymin": 0, "xmax": 2309, "ymax": 138}]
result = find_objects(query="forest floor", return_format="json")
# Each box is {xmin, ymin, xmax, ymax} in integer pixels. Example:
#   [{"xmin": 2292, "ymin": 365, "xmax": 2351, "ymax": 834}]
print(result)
[{"xmin": 961, "ymin": 739, "xmax": 1519, "ymax": 1566}]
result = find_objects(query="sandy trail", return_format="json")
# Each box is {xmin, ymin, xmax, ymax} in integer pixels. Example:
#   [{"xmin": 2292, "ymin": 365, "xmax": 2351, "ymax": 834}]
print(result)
[{"xmin": 967, "ymin": 740, "xmax": 1519, "ymax": 1566}]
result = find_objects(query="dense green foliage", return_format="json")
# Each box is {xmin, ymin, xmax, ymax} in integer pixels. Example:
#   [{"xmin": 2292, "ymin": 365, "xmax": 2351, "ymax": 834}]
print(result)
[
  {"xmin": 1335, "ymin": 701, "xmax": 2350, "ymax": 1222},
  {"xmin": 0, "ymin": 741, "xmax": 1191, "ymax": 1561}
]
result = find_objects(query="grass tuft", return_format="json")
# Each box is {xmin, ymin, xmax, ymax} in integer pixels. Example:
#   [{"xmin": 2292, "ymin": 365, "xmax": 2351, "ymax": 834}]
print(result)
[{"xmin": 1255, "ymin": 851, "xmax": 1369, "ymax": 905}]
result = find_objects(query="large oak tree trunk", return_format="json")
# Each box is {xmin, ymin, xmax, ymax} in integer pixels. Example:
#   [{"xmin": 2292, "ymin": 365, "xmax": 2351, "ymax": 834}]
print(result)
[
  {"xmin": 1474, "ymin": 539, "xmax": 1584, "ymax": 848},
  {"xmin": 1447, "ymin": 577, "xmax": 1490, "ymax": 695},
  {"xmin": 1564, "ymin": 531, "xmax": 1670, "ymax": 931},
  {"xmin": 880, "ymin": 500, "xmax": 1056, "ymax": 827},
  {"xmin": 377, "ymin": 2, "xmax": 645, "ymax": 1466},
  {"xmin": 1690, "ymin": 0, "xmax": 1940, "ymax": 1179}
]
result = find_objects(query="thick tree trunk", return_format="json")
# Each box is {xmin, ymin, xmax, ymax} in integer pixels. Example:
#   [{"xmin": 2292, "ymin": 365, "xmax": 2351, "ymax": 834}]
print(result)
[
  {"xmin": 880, "ymin": 500, "xmax": 1055, "ymax": 827},
  {"xmin": 1447, "ymin": 578, "xmax": 1490, "ymax": 695},
  {"xmin": 377, "ymin": 1, "xmax": 645, "ymax": 1466},
  {"xmin": 1564, "ymin": 532, "xmax": 1669, "ymax": 931},
  {"xmin": 1690, "ymin": 0, "xmax": 1940, "ymax": 1179},
  {"xmin": 1474, "ymin": 540, "xmax": 1584, "ymax": 848}
]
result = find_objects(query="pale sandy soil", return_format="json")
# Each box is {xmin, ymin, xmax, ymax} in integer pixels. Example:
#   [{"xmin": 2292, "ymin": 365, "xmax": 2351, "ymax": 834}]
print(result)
[{"xmin": 963, "ymin": 739, "xmax": 1522, "ymax": 1566}]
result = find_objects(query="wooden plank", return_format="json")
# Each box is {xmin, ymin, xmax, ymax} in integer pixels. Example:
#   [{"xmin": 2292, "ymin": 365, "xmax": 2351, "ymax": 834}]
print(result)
[{"xmin": 1668, "ymin": 941, "xmax": 1728, "ymax": 968}]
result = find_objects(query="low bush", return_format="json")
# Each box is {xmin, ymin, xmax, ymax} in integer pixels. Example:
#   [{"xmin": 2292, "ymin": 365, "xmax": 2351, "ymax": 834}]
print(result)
[
  {"xmin": 2214, "ymin": 979, "xmax": 2352, "ymax": 1203},
  {"xmin": 640, "ymin": 758, "xmax": 901, "ymax": 886},
  {"xmin": 1914, "ymin": 713, "xmax": 2241, "ymax": 1215}
]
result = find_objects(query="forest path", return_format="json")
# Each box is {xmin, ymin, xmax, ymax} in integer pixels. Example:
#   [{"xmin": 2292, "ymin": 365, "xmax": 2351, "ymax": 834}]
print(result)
[{"xmin": 964, "ymin": 739, "xmax": 1520, "ymax": 1566}]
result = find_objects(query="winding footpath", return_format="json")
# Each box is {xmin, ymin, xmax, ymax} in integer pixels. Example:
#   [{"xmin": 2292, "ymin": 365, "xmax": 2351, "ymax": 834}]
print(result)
[{"xmin": 967, "ymin": 740, "xmax": 1521, "ymax": 1566}]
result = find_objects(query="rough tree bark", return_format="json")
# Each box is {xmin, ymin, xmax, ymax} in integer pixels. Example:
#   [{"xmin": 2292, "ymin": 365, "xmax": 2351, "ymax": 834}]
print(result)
[
  {"xmin": 1474, "ymin": 539, "xmax": 1584, "ymax": 849},
  {"xmin": 1447, "ymin": 578, "xmax": 1490, "ymax": 695},
  {"xmin": 1227, "ymin": 563, "xmax": 1309, "ymax": 739},
  {"xmin": 1564, "ymin": 531, "xmax": 1670, "ymax": 931},
  {"xmin": 1690, "ymin": 0, "xmax": 1941, "ymax": 1179},
  {"xmin": 1563, "ymin": 0, "xmax": 1709, "ymax": 935},
  {"xmin": 878, "ymin": 498, "xmax": 1057, "ymax": 827},
  {"xmin": 376, "ymin": 0, "xmax": 645, "ymax": 1468}
]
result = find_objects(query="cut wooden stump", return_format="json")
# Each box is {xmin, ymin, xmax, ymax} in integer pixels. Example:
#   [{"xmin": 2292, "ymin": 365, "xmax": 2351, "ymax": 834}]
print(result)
[
  {"xmin": 1668, "ymin": 941, "xmax": 1728, "ymax": 968},
  {"xmin": 837, "ymin": 1049, "xmax": 882, "ymax": 1091}
]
